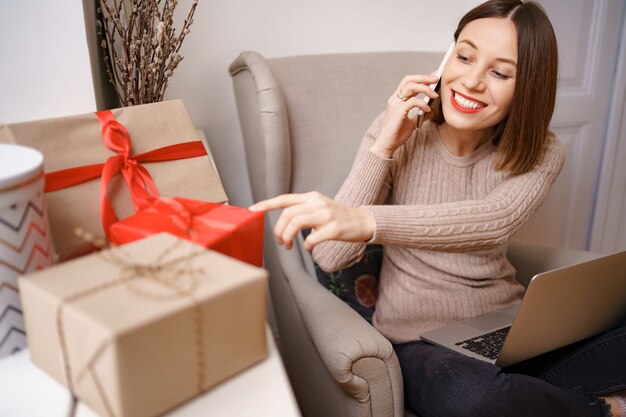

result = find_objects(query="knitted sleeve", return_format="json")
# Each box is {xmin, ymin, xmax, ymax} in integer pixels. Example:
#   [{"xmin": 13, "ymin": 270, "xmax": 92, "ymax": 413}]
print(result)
[
  {"xmin": 363, "ymin": 135, "xmax": 565, "ymax": 251},
  {"xmin": 312, "ymin": 112, "xmax": 394, "ymax": 272}
]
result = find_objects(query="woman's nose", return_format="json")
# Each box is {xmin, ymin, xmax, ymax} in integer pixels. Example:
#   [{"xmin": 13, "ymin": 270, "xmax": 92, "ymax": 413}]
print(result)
[{"xmin": 462, "ymin": 68, "xmax": 486, "ymax": 92}]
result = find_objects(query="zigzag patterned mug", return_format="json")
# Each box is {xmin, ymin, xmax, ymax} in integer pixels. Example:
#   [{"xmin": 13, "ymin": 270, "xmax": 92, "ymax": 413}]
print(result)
[{"xmin": 0, "ymin": 144, "xmax": 53, "ymax": 359}]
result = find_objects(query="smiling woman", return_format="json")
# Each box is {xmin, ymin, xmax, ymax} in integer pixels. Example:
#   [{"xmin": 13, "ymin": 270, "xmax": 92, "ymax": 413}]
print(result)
[
  {"xmin": 248, "ymin": 1, "xmax": 626, "ymax": 416},
  {"xmin": 431, "ymin": 1, "xmax": 558, "ymax": 175}
]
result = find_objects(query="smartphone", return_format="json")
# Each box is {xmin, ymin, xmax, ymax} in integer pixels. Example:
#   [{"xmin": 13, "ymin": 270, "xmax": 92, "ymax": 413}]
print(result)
[{"xmin": 415, "ymin": 41, "xmax": 456, "ymax": 126}]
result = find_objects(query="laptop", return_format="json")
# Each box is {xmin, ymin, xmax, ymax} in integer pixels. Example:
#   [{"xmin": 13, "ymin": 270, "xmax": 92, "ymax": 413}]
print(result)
[{"xmin": 420, "ymin": 250, "xmax": 626, "ymax": 368}]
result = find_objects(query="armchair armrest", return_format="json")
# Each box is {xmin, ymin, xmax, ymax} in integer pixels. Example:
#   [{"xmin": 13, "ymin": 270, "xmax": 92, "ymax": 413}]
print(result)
[
  {"xmin": 273, "ymin": 239, "xmax": 404, "ymax": 417},
  {"xmin": 508, "ymin": 239, "xmax": 603, "ymax": 287}
]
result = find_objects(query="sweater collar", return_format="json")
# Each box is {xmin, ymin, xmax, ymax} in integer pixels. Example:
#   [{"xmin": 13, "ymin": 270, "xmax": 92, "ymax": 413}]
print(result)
[{"xmin": 426, "ymin": 120, "xmax": 496, "ymax": 167}]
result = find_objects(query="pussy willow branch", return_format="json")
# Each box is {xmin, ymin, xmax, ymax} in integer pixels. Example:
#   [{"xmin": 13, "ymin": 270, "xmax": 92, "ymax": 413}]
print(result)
[
  {"xmin": 97, "ymin": 0, "xmax": 198, "ymax": 106},
  {"xmin": 154, "ymin": 1, "xmax": 197, "ymax": 101}
]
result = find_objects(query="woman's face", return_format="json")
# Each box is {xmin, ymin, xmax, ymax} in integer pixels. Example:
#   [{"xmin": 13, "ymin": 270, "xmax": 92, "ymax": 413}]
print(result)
[{"xmin": 440, "ymin": 17, "xmax": 518, "ymax": 136}]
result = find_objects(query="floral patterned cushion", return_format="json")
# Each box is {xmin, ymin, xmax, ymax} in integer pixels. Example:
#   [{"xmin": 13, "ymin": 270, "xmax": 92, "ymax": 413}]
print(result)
[{"xmin": 302, "ymin": 229, "xmax": 381, "ymax": 323}]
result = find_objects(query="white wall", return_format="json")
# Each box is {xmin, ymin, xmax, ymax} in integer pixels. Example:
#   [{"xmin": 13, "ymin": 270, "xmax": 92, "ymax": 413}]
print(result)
[
  {"xmin": 0, "ymin": 1, "xmax": 96, "ymax": 123},
  {"xmin": 164, "ymin": 0, "xmax": 482, "ymax": 206}
]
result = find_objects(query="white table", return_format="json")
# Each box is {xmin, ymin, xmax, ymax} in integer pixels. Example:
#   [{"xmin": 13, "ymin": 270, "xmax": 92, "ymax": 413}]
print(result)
[{"xmin": 0, "ymin": 327, "xmax": 301, "ymax": 417}]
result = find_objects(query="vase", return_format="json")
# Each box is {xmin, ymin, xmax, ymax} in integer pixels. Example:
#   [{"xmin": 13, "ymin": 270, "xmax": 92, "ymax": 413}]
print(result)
[{"xmin": 0, "ymin": 144, "xmax": 53, "ymax": 359}]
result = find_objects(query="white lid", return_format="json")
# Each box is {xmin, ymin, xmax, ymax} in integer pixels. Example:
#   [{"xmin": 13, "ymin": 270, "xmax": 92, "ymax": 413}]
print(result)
[{"xmin": 0, "ymin": 144, "xmax": 44, "ymax": 190}]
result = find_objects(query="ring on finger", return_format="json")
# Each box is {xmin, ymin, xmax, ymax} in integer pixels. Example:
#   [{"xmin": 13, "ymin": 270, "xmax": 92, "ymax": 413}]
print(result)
[{"xmin": 397, "ymin": 90, "xmax": 408, "ymax": 101}]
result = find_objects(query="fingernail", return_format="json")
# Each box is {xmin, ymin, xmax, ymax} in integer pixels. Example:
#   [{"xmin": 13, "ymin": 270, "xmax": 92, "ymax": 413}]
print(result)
[{"xmin": 248, "ymin": 204, "xmax": 259, "ymax": 211}]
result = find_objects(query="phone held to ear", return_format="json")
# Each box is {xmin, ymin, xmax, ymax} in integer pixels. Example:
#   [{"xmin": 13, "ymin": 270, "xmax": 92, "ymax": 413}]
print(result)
[{"xmin": 415, "ymin": 41, "xmax": 456, "ymax": 128}]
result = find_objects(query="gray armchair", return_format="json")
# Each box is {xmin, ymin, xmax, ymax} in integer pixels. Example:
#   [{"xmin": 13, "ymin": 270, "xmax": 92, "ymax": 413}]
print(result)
[{"xmin": 228, "ymin": 50, "xmax": 600, "ymax": 417}]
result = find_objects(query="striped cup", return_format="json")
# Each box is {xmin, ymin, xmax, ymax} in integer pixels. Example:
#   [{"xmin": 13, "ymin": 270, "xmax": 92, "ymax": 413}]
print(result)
[{"xmin": 0, "ymin": 144, "xmax": 53, "ymax": 359}]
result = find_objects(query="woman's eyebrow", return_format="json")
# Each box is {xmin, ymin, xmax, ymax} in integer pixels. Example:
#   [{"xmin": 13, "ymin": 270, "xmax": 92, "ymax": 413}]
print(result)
[{"xmin": 458, "ymin": 39, "xmax": 517, "ymax": 66}]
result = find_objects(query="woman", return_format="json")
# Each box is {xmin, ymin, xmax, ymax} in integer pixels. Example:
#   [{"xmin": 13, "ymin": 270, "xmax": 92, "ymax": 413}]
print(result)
[{"xmin": 250, "ymin": 1, "xmax": 626, "ymax": 415}]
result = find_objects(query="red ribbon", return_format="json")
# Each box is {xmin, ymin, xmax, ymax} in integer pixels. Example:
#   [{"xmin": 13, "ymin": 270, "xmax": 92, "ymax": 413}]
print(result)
[
  {"xmin": 148, "ymin": 197, "xmax": 219, "ymax": 238},
  {"xmin": 44, "ymin": 110, "xmax": 208, "ymax": 238}
]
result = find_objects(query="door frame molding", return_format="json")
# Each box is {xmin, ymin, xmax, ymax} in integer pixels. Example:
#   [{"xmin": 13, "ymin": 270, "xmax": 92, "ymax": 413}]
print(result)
[{"xmin": 590, "ymin": 10, "xmax": 626, "ymax": 253}]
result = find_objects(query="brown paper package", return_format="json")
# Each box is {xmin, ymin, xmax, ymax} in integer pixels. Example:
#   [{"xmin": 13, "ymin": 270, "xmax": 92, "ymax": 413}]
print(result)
[
  {"xmin": 18, "ymin": 233, "xmax": 268, "ymax": 417},
  {"xmin": 0, "ymin": 100, "xmax": 227, "ymax": 261}
]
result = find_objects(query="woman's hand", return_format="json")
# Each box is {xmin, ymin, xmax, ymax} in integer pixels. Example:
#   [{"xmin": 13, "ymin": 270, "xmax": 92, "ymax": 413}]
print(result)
[
  {"xmin": 249, "ymin": 192, "xmax": 376, "ymax": 251},
  {"xmin": 370, "ymin": 74, "xmax": 439, "ymax": 159}
]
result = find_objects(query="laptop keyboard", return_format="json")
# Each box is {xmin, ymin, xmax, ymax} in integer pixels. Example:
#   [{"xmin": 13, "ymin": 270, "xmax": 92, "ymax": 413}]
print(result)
[{"xmin": 455, "ymin": 326, "xmax": 511, "ymax": 360}]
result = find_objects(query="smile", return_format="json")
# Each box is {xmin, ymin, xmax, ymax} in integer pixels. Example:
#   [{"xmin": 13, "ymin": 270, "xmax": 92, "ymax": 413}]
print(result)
[{"xmin": 451, "ymin": 91, "xmax": 487, "ymax": 113}]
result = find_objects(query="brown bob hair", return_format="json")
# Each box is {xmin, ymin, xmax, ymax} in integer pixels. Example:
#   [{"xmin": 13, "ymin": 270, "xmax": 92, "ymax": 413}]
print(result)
[{"xmin": 430, "ymin": 0, "xmax": 558, "ymax": 176}]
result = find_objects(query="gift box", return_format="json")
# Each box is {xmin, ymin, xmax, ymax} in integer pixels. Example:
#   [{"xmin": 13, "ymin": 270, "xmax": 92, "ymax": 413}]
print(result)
[
  {"xmin": 0, "ymin": 100, "xmax": 227, "ymax": 261},
  {"xmin": 108, "ymin": 197, "xmax": 264, "ymax": 267},
  {"xmin": 18, "ymin": 233, "xmax": 268, "ymax": 417}
]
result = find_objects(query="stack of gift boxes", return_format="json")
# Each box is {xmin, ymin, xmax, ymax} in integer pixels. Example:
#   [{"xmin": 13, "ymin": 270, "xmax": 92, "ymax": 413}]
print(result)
[{"xmin": 0, "ymin": 100, "xmax": 267, "ymax": 417}]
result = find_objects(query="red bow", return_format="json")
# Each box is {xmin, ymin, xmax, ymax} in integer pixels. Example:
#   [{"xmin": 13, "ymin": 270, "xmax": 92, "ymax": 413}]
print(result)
[
  {"xmin": 44, "ymin": 110, "xmax": 208, "ymax": 238},
  {"xmin": 147, "ymin": 197, "xmax": 220, "ymax": 238}
]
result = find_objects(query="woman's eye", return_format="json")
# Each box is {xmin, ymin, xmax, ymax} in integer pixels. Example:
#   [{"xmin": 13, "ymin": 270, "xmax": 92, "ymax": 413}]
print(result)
[
  {"xmin": 492, "ymin": 71, "xmax": 511, "ymax": 80},
  {"xmin": 456, "ymin": 54, "xmax": 470, "ymax": 63}
]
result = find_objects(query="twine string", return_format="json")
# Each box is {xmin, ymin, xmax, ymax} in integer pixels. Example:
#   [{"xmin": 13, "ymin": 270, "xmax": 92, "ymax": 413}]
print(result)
[{"xmin": 56, "ymin": 235, "xmax": 208, "ymax": 416}]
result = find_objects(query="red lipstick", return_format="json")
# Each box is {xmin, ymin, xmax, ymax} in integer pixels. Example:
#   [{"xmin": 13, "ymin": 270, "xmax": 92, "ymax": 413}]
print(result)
[{"xmin": 450, "ymin": 90, "xmax": 486, "ymax": 114}]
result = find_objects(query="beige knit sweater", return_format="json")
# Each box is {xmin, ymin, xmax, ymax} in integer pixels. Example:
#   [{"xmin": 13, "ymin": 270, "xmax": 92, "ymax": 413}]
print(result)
[{"xmin": 312, "ymin": 113, "xmax": 565, "ymax": 344}]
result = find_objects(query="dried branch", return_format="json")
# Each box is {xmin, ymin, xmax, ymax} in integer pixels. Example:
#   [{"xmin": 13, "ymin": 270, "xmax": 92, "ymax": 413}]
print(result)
[{"xmin": 97, "ymin": 0, "xmax": 198, "ymax": 106}]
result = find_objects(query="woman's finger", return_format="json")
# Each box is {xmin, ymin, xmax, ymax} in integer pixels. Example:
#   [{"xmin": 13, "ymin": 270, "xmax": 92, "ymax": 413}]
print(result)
[
  {"xmin": 395, "ymin": 75, "xmax": 438, "ymax": 96},
  {"xmin": 396, "ymin": 74, "xmax": 439, "ymax": 90},
  {"xmin": 249, "ymin": 193, "xmax": 310, "ymax": 212},
  {"xmin": 398, "ymin": 80, "xmax": 440, "ymax": 101},
  {"xmin": 302, "ymin": 224, "xmax": 339, "ymax": 251},
  {"xmin": 273, "ymin": 201, "xmax": 324, "ymax": 245},
  {"xmin": 403, "ymin": 96, "xmax": 432, "ymax": 115},
  {"xmin": 279, "ymin": 209, "xmax": 331, "ymax": 249}
]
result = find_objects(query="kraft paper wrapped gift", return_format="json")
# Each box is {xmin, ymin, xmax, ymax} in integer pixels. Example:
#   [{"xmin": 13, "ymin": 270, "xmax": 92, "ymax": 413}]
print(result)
[
  {"xmin": 0, "ymin": 100, "xmax": 227, "ymax": 261},
  {"xmin": 18, "ymin": 233, "xmax": 268, "ymax": 417},
  {"xmin": 109, "ymin": 197, "xmax": 264, "ymax": 267}
]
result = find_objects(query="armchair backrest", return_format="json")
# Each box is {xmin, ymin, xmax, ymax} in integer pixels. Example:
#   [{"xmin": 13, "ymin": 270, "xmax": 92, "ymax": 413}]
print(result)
[{"xmin": 229, "ymin": 51, "xmax": 444, "ymax": 201}]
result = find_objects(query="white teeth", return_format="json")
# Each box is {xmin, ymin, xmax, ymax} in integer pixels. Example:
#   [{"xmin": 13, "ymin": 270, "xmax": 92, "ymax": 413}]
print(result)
[{"xmin": 454, "ymin": 92, "xmax": 485, "ymax": 109}]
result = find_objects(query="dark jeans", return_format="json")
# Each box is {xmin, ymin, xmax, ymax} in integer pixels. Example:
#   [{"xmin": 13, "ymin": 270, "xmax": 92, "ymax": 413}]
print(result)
[{"xmin": 393, "ymin": 316, "xmax": 626, "ymax": 417}]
